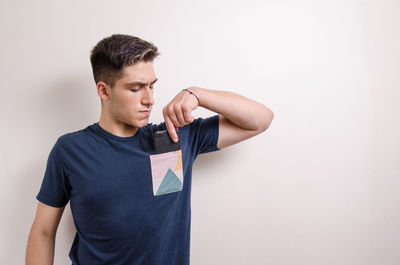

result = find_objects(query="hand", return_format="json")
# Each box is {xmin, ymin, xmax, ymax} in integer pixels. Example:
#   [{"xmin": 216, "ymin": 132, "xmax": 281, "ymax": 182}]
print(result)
[{"xmin": 163, "ymin": 87, "xmax": 200, "ymax": 142}]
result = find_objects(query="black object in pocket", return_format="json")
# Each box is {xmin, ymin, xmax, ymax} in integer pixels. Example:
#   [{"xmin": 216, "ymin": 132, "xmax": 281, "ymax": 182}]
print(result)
[
  {"xmin": 153, "ymin": 130, "xmax": 181, "ymax": 154},
  {"xmin": 150, "ymin": 129, "xmax": 183, "ymax": 196}
]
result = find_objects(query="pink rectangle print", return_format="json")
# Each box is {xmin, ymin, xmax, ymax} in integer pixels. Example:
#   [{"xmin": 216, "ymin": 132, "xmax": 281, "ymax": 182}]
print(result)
[{"xmin": 149, "ymin": 150, "xmax": 183, "ymax": 195}]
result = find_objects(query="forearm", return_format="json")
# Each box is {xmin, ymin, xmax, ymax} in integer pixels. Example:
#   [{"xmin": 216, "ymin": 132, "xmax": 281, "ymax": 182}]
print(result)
[
  {"xmin": 26, "ymin": 230, "xmax": 55, "ymax": 265},
  {"xmin": 191, "ymin": 86, "xmax": 274, "ymax": 131}
]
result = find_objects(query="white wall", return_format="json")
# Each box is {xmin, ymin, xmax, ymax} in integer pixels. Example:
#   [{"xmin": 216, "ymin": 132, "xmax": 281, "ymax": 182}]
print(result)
[{"xmin": 1, "ymin": 0, "xmax": 399, "ymax": 264}]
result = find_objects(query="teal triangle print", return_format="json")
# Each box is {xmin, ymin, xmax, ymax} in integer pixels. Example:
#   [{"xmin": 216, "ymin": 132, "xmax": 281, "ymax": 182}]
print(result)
[{"xmin": 156, "ymin": 168, "xmax": 183, "ymax": 195}]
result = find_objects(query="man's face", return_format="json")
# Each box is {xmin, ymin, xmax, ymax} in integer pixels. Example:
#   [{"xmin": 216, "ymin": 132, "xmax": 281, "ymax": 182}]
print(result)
[{"xmin": 106, "ymin": 61, "xmax": 157, "ymax": 129}]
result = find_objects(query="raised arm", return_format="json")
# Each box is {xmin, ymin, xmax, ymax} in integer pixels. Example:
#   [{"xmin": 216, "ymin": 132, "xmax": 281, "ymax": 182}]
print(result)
[{"xmin": 163, "ymin": 86, "xmax": 274, "ymax": 148}]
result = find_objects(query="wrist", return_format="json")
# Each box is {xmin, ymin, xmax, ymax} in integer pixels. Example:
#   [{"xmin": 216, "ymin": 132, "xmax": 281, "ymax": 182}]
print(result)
[{"xmin": 188, "ymin": 86, "xmax": 204, "ymax": 107}]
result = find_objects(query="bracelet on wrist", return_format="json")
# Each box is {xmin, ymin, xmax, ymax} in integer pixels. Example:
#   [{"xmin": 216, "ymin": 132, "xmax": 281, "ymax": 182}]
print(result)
[{"xmin": 182, "ymin": 88, "xmax": 200, "ymax": 105}]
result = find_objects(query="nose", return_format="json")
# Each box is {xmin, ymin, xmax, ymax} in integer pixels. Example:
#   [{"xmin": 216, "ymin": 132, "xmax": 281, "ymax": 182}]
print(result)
[{"xmin": 141, "ymin": 86, "xmax": 154, "ymax": 107}]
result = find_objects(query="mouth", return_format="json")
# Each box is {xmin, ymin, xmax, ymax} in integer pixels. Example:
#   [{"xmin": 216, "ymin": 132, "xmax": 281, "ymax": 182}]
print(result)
[{"xmin": 139, "ymin": 110, "xmax": 151, "ymax": 115}]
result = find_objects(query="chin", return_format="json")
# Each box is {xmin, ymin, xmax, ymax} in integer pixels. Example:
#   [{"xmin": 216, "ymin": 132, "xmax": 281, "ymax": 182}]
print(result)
[{"xmin": 136, "ymin": 118, "xmax": 150, "ymax": 128}]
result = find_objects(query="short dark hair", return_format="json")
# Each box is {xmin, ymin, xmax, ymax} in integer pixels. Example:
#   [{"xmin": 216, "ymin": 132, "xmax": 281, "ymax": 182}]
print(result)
[{"xmin": 90, "ymin": 34, "xmax": 160, "ymax": 88}]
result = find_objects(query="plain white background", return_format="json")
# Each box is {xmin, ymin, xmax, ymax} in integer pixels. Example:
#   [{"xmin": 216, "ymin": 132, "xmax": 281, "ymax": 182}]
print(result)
[{"xmin": 1, "ymin": 0, "xmax": 399, "ymax": 264}]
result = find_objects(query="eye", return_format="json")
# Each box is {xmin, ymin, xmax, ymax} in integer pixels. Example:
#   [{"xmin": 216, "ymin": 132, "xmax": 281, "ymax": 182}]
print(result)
[{"xmin": 129, "ymin": 89, "xmax": 139, "ymax": 92}]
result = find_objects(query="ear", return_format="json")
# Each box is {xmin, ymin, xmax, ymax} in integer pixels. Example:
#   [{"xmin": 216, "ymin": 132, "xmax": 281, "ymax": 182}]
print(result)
[{"xmin": 97, "ymin": 81, "xmax": 111, "ymax": 103}]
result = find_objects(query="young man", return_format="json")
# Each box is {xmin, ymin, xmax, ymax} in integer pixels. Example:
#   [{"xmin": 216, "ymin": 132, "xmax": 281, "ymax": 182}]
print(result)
[{"xmin": 26, "ymin": 34, "xmax": 274, "ymax": 265}]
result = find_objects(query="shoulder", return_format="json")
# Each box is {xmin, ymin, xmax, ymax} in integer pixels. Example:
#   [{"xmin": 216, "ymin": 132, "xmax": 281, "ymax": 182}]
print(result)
[
  {"xmin": 55, "ymin": 126, "xmax": 89, "ymax": 150},
  {"xmin": 185, "ymin": 114, "xmax": 220, "ymax": 132}
]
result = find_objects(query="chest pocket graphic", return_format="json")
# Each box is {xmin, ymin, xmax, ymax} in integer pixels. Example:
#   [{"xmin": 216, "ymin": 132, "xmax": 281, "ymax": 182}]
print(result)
[
  {"xmin": 149, "ymin": 130, "xmax": 183, "ymax": 196},
  {"xmin": 149, "ymin": 150, "xmax": 183, "ymax": 196}
]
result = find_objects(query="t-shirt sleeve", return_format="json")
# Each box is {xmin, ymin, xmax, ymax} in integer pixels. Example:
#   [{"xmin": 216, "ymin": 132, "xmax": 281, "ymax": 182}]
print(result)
[
  {"xmin": 187, "ymin": 114, "xmax": 220, "ymax": 156},
  {"xmin": 36, "ymin": 139, "xmax": 70, "ymax": 208}
]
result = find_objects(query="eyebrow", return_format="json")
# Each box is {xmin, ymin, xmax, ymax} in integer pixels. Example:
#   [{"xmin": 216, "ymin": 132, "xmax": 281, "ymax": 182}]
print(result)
[{"xmin": 124, "ymin": 78, "xmax": 158, "ymax": 87}]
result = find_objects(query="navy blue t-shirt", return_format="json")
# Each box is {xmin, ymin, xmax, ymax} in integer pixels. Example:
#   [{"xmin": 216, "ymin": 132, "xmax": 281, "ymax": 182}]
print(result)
[{"xmin": 36, "ymin": 115, "xmax": 220, "ymax": 265}]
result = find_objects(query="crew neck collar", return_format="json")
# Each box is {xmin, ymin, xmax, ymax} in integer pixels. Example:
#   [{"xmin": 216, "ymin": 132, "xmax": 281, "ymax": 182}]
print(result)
[{"xmin": 91, "ymin": 122, "xmax": 141, "ymax": 142}]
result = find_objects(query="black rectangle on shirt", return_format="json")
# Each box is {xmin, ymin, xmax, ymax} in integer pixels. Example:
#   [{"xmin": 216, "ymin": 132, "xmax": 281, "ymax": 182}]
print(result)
[{"xmin": 153, "ymin": 130, "xmax": 181, "ymax": 154}]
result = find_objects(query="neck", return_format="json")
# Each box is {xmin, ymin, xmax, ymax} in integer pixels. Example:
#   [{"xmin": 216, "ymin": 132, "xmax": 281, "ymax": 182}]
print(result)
[{"xmin": 98, "ymin": 109, "xmax": 138, "ymax": 138}]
